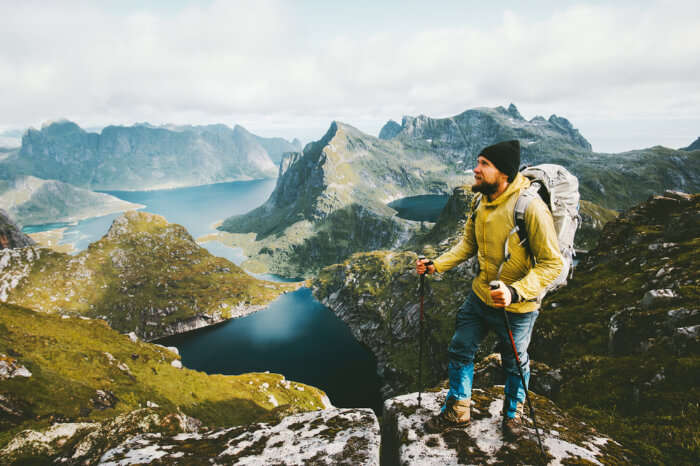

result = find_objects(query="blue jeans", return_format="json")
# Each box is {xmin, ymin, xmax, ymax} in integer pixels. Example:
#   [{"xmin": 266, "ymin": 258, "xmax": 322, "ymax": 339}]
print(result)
[{"xmin": 445, "ymin": 291, "xmax": 538, "ymax": 418}]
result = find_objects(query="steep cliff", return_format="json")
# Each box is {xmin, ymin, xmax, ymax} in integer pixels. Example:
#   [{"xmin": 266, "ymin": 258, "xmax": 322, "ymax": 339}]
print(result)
[
  {"xmin": 0, "ymin": 211, "xmax": 297, "ymax": 340},
  {"xmin": 218, "ymin": 121, "xmax": 467, "ymax": 277},
  {"xmin": 0, "ymin": 120, "xmax": 289, "ymax": 190},
  {"xmin": 0, "ymin": 209, "xmax": 35, "ymax": 249}
]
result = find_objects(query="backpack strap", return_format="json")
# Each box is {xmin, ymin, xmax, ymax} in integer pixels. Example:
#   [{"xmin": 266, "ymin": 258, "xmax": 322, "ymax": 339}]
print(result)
[
  {"xmin": 513, "ymin": 181, "xmax": 542, "ymax": 256},
  {"xmin": 470, "ymin": 193, "xmax": 482, "ymax": 222}
]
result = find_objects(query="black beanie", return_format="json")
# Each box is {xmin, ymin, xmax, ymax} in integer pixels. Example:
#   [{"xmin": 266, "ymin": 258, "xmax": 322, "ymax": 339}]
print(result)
[{"xmin": 479, "ymin": 140, "xmax": 520, "ymax": 182}]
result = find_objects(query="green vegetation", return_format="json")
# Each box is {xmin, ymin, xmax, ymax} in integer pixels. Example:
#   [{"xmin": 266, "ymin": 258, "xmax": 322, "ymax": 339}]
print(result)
[
  {"xmin": 0, "ymin": 302, "xmax": 327, "ymax": 461},
  {"xmin": 2, "ymin": 211, "xmax": 298, "ymax": 340},
  {"xmin": 531, "ymin": 192, "xmax": 700, "ymax": 464}
]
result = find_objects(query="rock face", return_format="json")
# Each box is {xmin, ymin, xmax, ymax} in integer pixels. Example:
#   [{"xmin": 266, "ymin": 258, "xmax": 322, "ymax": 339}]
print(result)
[
  {"xmin": 382, "ymin": 387, "xmax": 632, "ymax": 465},
  {"xmin": 100, "ymin": 408, "xmax": 379, "ymax": 465},
  {"xmin": 0, "ymin": 211, "xmax": 297, "ymax": 340},
  {"xmin": 0, "ymin": 209, "xmax": 35, "ymax": 249},
  {"xmin": 0, "ymin": 406, "xmax": 379, "ymax": 465},
  {"xmin": 218, "ymin": 121, "xmax": 467, "ymax": 277},
  {"xmin": 0, "ymin": 175, "xmax": 142, "ymax": 227},
  {"xmin": 0, "ymin": 120, "xmax": 294, "ymax": 190},
  {"xmin": 531, "ymin": 191, "xmax": 700, "ymax": 464},
  {"xmin": 383, "ymin": 104, "xmax": 700, "ymax": 210}
]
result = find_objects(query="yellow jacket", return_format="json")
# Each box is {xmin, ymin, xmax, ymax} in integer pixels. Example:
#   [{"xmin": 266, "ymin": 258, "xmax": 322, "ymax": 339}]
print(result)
[{"xmin": 433, "ymin": 173, "xmax": 563, "ymax": 313}]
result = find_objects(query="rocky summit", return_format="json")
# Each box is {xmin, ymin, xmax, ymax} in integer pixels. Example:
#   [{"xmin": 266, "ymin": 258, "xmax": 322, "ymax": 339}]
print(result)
[
  {"xmin": 0, "ymin": 211, "xmax": 297, "ymax": 340},
  {"xmin": 382, "ymin": 386, "xmax": 631, "ymax": 465}
]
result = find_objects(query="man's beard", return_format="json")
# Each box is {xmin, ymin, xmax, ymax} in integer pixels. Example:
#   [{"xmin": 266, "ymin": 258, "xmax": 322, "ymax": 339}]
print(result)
[{"xmin": 472, "ymin": 179, "xmax": 498, "ymax": 195}]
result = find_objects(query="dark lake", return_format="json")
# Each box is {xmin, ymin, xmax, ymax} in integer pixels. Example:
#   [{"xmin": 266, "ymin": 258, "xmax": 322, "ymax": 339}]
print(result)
[
  {"xmin": 388, "ymin": 194, "xmax": 449, "ymax": 222},
  {"xmin": 156, "ymin": 287, "xmax": 383, "ymax": 413}
]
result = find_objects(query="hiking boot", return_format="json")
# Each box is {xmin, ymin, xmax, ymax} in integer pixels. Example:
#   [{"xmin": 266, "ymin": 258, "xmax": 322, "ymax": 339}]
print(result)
[
  {"xmin": 425, "ymin": 398, "xmax": 470, "ymax": 433},
  {"xmin": 502, "ymin": 415, "xmax": 523, "ymax": 439},
  {"xmin": 502, "ymin": 400, "xmax": 524, "ymax": 439}
]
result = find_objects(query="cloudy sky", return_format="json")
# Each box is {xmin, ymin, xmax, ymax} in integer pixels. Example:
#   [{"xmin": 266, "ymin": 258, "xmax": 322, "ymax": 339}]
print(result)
[{"xmin": 1, "ymin": 0, "xmax": 698, "ymax": 152}]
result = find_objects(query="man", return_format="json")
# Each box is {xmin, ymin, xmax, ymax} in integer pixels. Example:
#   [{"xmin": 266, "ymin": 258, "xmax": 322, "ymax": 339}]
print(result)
[{"xmin": 416, "ymin": 139, "xmax": 563, "ymax": 438}]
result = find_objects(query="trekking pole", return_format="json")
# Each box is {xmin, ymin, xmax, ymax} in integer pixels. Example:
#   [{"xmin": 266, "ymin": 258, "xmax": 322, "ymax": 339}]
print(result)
[
  {"xmin": 417, "ymin": 256, "xmax": 432, "ymax": 408},
  {"xmin": 490, "ymin": 282, "xmax": 547, "ymax": 461}
]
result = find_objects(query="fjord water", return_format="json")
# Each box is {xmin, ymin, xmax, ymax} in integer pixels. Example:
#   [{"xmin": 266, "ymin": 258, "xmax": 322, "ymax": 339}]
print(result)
[{"xmin": 23, "ymin": 179, "xmax": 383, "ymax": 411}]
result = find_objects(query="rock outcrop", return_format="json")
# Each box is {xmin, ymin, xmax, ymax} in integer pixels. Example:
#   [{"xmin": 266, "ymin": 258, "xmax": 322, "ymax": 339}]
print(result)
[
  {"xmin": 218, "ymin": 121, "xmax": 467, "ymax": 277},
  {"xmin": 0, "ymin": 209, "xmax": 35, "ymax": 249},
  {"xmin": 382, "ymin": 387, "xmax": 632, "ymax": 465},
  {"xmin": 531, "ymin": 190, "xmax": 700, "ymax": 464},
  {"xmin": 0, "ymin": 211, "xmax": 298, "ymax": 340},
  {"xmin": 0, "ymin": 406, "xmax": 380, "ymax": 465},
  {"xmin": 0, "ymin": 120, "xmax": 293, "ymax": 190}
]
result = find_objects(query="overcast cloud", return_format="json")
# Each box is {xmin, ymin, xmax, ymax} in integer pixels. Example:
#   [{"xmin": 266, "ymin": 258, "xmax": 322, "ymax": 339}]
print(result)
[{"xmin": 1, "ymin": 0, "xmax": 698, "ymax": 152}]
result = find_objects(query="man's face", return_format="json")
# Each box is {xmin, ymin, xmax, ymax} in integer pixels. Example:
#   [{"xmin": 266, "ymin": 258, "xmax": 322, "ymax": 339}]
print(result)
[{"xmin": 472, "ymin": 155, "xmax": 503, "ymax": 195}]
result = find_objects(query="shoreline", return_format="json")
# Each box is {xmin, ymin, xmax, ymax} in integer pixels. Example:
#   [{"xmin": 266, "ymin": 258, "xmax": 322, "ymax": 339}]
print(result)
[
  {"xmin": 27, "ymin": 228, "xmax": 75, "ymax": 254},
  {"xmin": 98, "ymin": 176, "xmax": 276, "ymax": 193}
]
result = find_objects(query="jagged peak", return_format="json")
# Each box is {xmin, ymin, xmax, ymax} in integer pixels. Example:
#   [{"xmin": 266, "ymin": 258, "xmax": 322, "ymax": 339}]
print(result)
[
  {"xmin": 378, "ymin": 120, "xmax": 402, "ymax": 140},
  {"xmin": 507, "ymin": 103, "xmax": 524, "ymax": 120}
]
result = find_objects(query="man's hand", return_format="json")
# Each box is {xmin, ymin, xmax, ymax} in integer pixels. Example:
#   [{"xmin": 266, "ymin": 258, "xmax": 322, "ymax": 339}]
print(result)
[
  {"xmin": 416, "ymin": 258, "xmax": 435, "ymax": 275},
  {"xmin": 489, "ymin": 280, "xmax": 512, "ymax": 308}
]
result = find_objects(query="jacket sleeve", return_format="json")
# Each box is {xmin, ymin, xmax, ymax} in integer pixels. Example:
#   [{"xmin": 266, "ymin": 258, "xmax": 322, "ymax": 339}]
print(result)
[
  {"xmin": 432, "ymin": 213, "xmax": 477, "ymax": 273},
  {"xmin": 511, "ymin": 199, "xmax": 564, "ymax": 300}
]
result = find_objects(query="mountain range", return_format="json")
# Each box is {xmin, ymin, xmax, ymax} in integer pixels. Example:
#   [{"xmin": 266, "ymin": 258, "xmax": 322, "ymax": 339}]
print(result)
[
  {"xmin": 217, "ymin": 105, "xmax": 699, "ymax": 276},
  {"xmin": 0, "ymin": 120, "xmax": 301, "ymax": 191}
]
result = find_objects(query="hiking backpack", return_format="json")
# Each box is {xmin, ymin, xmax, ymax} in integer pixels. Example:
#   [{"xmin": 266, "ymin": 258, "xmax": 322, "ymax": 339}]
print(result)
[{"xmin": 472, "ymin": 163, "xmax": 581, "ymax": 299}]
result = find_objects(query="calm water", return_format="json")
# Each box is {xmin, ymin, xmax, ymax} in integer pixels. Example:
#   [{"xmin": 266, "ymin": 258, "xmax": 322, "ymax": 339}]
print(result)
[
  {"xmin": 22, "ymin": 178, "xmax": 383, "ymax": 411},
  {"xmin": 23, "ymin": 179, "xmax": 278, "ymax": 253},
  {"xmin": 157, "ymin": 288, "xmax": 383, "ymax": 412},
  {"xmin": 389, "ymin": 194, "xmax": 449, "ymax": 222}
]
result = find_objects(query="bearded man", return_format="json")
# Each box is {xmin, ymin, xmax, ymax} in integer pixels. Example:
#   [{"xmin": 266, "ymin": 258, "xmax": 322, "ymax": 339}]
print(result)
[{"xmin": 416, "ymin": 140, "xmax": 563, "ymax": 438}]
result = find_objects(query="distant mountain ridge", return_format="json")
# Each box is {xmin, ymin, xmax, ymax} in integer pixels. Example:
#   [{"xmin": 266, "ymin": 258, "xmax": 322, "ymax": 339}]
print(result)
[
  {"xmin": 0, "ymin": 120, "xmax": 299, "ymax": 190},
  {"xmin": 379, "ymin": 104, "xmax": 700, "ymax": 210}
]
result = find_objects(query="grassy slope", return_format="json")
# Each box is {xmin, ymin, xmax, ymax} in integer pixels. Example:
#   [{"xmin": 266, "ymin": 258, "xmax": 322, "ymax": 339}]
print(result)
[
  {"xmin": 3, "ymin": 211, "xmax": 297, "ymax": 340},
  {"xmin": 531, "ymin": 193, "xmax": 700, "ymax": 465},
  {"xmin": 0, "ymin": 303, "xmax": 327, "ymax": 450}
]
